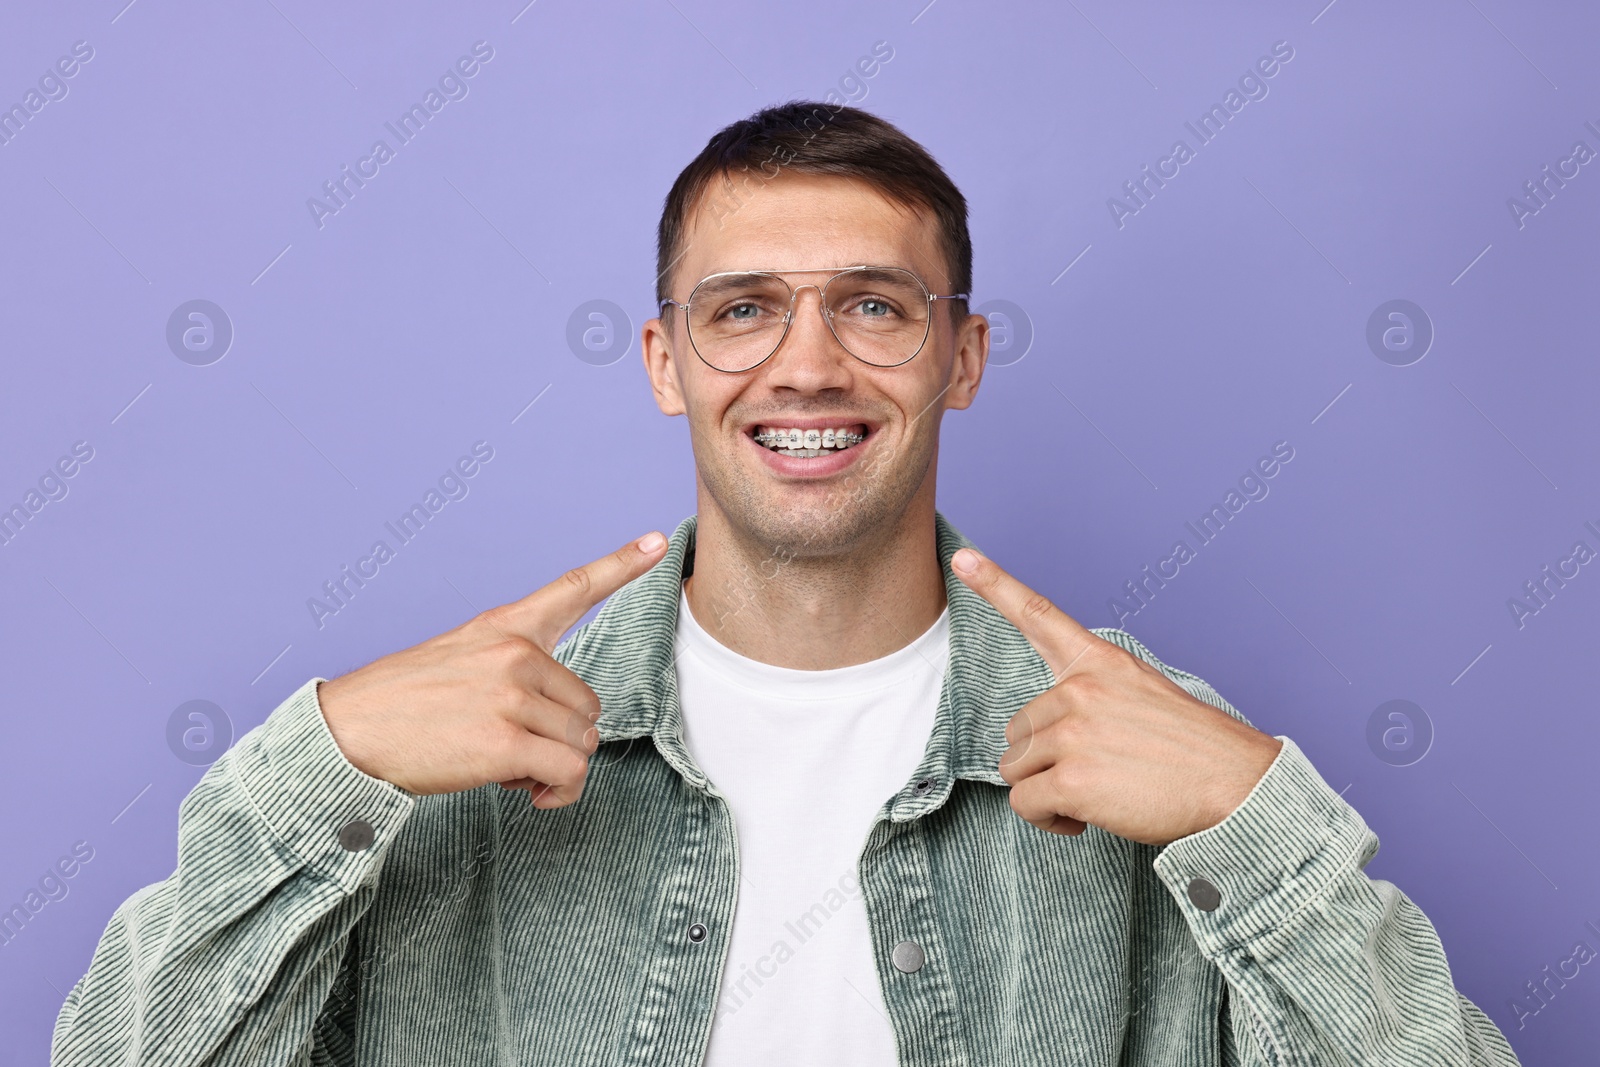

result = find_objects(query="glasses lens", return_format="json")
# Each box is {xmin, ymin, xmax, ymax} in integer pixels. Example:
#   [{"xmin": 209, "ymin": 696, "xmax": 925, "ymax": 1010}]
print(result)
[
  {"xmin": 687, "ymin": 273, "xmax": 793, "ymax": 372},
  {"xmin": 683, "ymin": 268, "xmax": 934, "ymax": 371},
  {"xmin": 823, "ymin": 268, "xmax": 931, "ymax": 367}
]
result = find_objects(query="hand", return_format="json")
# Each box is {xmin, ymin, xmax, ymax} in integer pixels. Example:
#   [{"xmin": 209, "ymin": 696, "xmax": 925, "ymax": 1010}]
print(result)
[
  {"xmin": 317, "ymin": 532, "xmax": 669, "ymax": 806},
  {"xmin": 951, "ymin": 547, "xmax": 1282, "ymax": 846}
]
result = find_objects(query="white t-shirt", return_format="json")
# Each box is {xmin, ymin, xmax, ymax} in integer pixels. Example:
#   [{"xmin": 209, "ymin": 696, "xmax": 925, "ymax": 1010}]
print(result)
[{"xmin": 673, "ymin": 586, "xmax": 949, "ymax": 1065}]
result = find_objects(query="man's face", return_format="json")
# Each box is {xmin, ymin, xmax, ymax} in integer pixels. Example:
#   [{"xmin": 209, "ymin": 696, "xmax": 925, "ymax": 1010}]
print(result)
[{"xmin": 641, "ymin": 171, "xmax": 988, "ymax": 557}]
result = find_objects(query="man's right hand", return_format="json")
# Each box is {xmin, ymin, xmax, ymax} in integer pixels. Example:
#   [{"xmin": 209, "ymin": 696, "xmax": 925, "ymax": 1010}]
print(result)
[{"xmin": 317, "ymin": 531, "xmax": 669, "ymax": 806}]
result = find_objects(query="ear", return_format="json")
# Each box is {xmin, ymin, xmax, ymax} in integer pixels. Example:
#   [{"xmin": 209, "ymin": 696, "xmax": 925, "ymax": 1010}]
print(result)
[
  {"xmin": 641, "ymin": 314, "xmax": 686, "ymax": 416},
  {"xmin": 942, "ymin": 309, "xmax": 989, "ymax": 411}
]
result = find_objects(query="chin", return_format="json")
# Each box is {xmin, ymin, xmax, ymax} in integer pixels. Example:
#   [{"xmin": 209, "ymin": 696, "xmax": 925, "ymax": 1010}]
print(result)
[
  {"xmin": 704, "ymin": 447, "xmax": 932, "ymax": 561},
  {"xmin": 690, "ymin": 407, "xmax": 940, "ymax": 553}
]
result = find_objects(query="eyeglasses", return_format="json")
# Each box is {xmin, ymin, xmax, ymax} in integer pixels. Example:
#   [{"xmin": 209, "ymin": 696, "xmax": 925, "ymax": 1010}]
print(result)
[{"xmin": 659, "ymin": 265, "xmax": 969, "ymax": 373}]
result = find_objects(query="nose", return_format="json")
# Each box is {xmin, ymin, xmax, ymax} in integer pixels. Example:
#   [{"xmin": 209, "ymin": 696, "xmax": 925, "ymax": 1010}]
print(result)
[{"xmin": 763, "ymin": 284, "xmax": 853, "ymax": 391}]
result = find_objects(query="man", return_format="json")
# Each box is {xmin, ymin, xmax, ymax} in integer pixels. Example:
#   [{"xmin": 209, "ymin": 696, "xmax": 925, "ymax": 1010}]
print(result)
[{"xmin": 54, "ymin": 102, "xmax": 1521, "ymax": 1066}]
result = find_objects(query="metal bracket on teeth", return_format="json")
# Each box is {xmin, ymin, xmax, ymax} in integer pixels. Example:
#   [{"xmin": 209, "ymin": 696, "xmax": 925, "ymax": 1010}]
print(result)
[{"xmin": 754, "ymin": 430, "xmax": 865, "ymax": 446}]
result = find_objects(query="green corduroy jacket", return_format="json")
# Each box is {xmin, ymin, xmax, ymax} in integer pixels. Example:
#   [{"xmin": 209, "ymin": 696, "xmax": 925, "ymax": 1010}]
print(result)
[{"xmin": 52, "ymin": 513, "xmax": 1522, "ymax": 1066}]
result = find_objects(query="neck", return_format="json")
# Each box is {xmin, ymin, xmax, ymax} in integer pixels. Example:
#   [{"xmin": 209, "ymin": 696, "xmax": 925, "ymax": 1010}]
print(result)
[{"xmin": 683, "ymin": 489, "xmax": 947, "ymax": 670}]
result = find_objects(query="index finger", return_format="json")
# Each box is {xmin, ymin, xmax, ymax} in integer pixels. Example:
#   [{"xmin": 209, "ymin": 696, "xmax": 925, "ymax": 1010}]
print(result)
[
  {"xmin": 950, "ymin": 547, "xmax": 1101, "ymax": 679},
  {"xmin": 501, "ymin": 531, "xmax": 669, "ymax": 651}
]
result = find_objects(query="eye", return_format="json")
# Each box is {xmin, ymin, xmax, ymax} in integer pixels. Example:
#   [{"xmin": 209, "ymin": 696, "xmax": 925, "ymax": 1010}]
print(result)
[
  {"xmin": 842, "ymin": 295, "xmax": 903, "ymax": 320},
  {"xmin": 715, "ymin": 299, "xmax": 779, "ymax": 324}
]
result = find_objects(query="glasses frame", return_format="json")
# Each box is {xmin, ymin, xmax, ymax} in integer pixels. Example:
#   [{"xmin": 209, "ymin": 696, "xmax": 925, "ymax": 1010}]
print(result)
[{"xmin": 658, "ymin": 265, "xmax": 970, "ymax": 373}]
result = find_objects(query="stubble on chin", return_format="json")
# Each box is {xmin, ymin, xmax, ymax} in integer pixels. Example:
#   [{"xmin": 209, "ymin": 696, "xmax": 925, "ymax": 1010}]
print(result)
[{"xmin": 694, "ymin": 422, "xmax": 936, "ymax": 562}]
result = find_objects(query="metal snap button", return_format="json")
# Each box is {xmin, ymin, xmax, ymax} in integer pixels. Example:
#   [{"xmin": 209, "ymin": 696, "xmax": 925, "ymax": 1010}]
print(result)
[
  {"xmin": 687, "ymin": 922, "xmax": 708, "ymax": 943},
  {"xmin": 891, "ymin": 939, "xmax": 925, "ymax": 973},
  {"xmin": 337, "ymin": 819, "xmax": 375, "ymax": 852},
  {"xmin": 1187, "ymin": 876, "xmax": 1222, "ymax": 912},
  {"xmin": 911, "ymin": 776, "xmax": 936, "ymax": 797}
]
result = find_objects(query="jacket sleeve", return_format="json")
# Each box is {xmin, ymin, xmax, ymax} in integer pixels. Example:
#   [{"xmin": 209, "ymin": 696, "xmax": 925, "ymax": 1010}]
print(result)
[
  {"xmin": 1091, "ymin": 628, "xmax": 1524, "ymax": 1067},
  {"xmin": 51, "ymin": 677, "xmax": 417, "ymax": 1067}
]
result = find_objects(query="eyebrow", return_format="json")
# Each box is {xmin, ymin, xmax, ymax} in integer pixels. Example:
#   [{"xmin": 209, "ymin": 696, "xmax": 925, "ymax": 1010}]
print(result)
[
  {"xmin": 690, "ymin": 273, "xmax": 787, "ymax": 301},
  {"xmin": 692, "ymin": 266, "xmax": 922, "ymax": 294}
]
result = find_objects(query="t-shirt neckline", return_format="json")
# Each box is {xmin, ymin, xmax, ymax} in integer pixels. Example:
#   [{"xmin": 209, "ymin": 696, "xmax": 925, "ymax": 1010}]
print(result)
[{"xmin": 674, "ymin": 584, "xmax": 950, "ymax": 699}]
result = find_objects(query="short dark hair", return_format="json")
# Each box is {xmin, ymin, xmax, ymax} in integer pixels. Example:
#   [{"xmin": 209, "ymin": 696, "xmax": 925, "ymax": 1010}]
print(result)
[{"xmin": 655, "ymin": 101, "xmax": 971, "ymax": 316}]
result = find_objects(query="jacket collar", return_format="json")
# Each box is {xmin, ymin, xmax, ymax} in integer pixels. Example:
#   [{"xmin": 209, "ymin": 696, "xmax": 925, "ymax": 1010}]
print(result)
[{"xmin": 563, "ymin": 512, "xmax": 1056, "ymax": 817}]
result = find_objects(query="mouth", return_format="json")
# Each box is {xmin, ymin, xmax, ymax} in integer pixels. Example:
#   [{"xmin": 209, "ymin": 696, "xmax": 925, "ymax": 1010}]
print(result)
[{"xmin": 749, "ymin": 422, "xmax": 872, "ymax": 459}]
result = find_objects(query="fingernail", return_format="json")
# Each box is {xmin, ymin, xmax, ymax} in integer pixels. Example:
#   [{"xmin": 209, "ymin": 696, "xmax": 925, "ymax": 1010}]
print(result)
[
  {"xmin": 638, "ymin": 531, "xmax": 666, "ymax": 553},
  {"xmin": 951, "ymin": 548, "xmax": 980, "ymax": 574}
]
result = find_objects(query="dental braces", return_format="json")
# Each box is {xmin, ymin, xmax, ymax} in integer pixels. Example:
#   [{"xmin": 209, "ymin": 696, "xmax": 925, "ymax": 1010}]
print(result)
[{"xmin": 753, "ymin": 428, "xmax": 867, "ymax": 449}]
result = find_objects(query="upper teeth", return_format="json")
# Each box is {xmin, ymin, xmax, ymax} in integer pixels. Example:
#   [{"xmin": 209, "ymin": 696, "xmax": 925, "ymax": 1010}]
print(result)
[{"xmin": 754, "ymin": 427, "xmax": 865, "ymax": 451}]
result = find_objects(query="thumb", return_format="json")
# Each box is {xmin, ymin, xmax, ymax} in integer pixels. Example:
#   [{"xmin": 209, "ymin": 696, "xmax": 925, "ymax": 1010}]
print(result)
[{"xmin": 501, "ymin": 531, "xmax": 669, "ymax": 651}]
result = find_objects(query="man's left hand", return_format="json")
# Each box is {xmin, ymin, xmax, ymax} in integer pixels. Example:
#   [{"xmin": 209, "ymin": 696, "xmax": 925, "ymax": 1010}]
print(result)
[{"xmin": 951, "ymin": 547, "xmax": 1283, "ymax": 847}]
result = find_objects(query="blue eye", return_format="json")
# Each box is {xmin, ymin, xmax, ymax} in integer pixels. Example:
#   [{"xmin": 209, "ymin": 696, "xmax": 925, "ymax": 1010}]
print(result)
[
  {"xmin": 726, "ymin": 302, "xmax": 760, "ymax": 320},
  {"xmin": 844, "ymin": 296, "xmax": 902, "ymax": 320}
]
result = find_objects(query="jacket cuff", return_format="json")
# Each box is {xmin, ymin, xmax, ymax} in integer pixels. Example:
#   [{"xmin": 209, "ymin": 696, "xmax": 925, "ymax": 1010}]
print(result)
[
  {"xmin": 228, "ymin": 676, "xmax": 417, "ymax": 892},
  {"xmin": 1151, "ymin": 735, "xmax": 1372, "ymax": 955}
]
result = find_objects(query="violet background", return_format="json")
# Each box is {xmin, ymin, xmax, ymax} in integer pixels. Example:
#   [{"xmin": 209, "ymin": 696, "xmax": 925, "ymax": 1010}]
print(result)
[{"xmin": 2, "ymin": 1, "xmax": 1596, "ymax": 1062}]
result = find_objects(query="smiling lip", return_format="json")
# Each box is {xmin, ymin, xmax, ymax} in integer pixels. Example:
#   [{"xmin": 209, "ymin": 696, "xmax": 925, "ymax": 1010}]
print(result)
[
  {"xmin": 743, "ymin": 418, "xmax": 877, "ymax": 479},
  {"xmin": 742, "ymin": 416, "xmax": 875, "ymax": 433}
]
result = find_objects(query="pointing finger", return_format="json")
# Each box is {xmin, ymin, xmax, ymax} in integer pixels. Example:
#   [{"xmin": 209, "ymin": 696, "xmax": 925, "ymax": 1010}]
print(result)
[
  {"xmin": 950, "ymin": 547, "xmax": 1101, "ymax": 679},
  {"xmin": 501, "ymin": 532, "xmax": 669, "ymax": 651}
]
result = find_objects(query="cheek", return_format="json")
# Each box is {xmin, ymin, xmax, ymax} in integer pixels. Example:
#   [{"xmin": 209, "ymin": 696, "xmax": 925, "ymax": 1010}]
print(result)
[
  {"xmin": 883, "ymin": 369, "xmax": 950, "ymax": 439},
  {"xmin": 674, "ymin": 375, "xmax": 750, "ymax": 460}
]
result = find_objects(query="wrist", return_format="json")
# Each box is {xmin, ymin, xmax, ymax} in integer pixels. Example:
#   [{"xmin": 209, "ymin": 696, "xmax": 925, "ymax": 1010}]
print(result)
[
  {"xmin": 1203, "ymin": 731, "xmax": 1283, "ymax": 833},
  {"xmin": 316, "ymin": 678, "xmax": 383, "ymax": 781}
]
